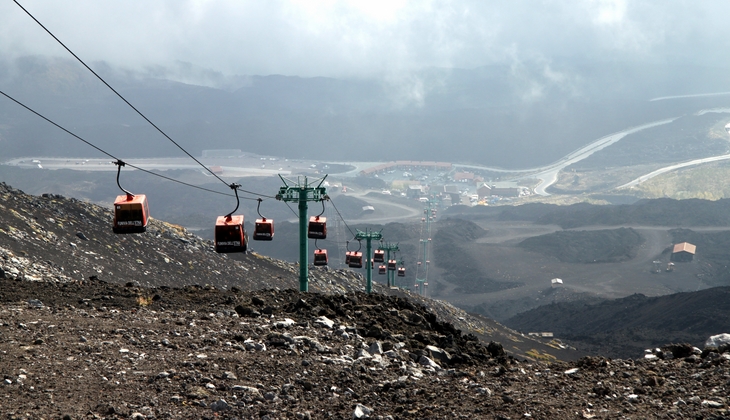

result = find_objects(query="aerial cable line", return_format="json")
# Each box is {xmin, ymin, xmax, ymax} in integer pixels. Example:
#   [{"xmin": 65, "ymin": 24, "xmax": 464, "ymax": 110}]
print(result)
[
  {"xmin": 0, "ymin": 89, "xmax": 256, "ymax": 200},
  {"xmin": 328, "ymin": 198, "xmax": 356, "ymax": 237},
  {"xmin": 13, "ymin": 0, "xmax": 274, "ymax": 200}
]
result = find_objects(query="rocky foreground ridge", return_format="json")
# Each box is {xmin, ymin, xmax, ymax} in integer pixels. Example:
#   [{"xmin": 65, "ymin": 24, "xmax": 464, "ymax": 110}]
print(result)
[
  {"xmin": 2, "ymin": 278, "xmax": 730, "ymax": 419},
  {"xmin": 2, "ymin": 182, "xmax": 730, "ymax": 418}
]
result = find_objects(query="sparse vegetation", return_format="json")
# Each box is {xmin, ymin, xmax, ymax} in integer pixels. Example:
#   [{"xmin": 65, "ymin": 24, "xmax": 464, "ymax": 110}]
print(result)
[
  {"xmin": 136, "ymin": 295, "xmax": 154, "ymax": 306},
  {"xmin": 525, "ymin": 348, "xmax": 558, "ymax": 362},
  {"xmin": 631, "ymin": 163, "xmax": 730, "ymax": 200}
]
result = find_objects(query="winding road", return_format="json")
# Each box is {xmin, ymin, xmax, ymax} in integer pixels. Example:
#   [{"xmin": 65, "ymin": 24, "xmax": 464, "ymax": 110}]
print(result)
[{"xmin": 7, "ymin": 106, "xmax": 730, "ymax": 198}]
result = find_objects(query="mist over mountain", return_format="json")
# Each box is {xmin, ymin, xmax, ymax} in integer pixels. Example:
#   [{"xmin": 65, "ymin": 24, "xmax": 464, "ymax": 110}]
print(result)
[{"xmin": 3, "ymin": 56, "xmax": 730, "ymax": 167}]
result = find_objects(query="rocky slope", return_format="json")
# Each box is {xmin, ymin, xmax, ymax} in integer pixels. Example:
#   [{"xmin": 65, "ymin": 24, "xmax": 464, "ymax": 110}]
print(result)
[
  {"xmin": 505, "ymin": 288, "xmax": 730, "ymax": 359},
  {"xmin": 3, "ymin": 182, "xmax": 730, "ymax": 418},
  {"xmin": 2, "ymin": 278, "xmax": 730, "ymax": 419},
  {"xmin": 0, "ymin": 181, "xmax": 578, "ymax": 360}
]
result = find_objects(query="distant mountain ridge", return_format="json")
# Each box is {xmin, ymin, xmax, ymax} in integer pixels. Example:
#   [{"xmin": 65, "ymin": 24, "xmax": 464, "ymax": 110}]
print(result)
[
  {"xmin": 3, "ymin": 56, "xmax": 730, "ymax": 166},
  {"xmin": 444, "ymin": 198, "xmax": 730, "ymax": 228},
  {"xmin": 505, "ymin": 287, "xmax": 730, "ymax": 359}
]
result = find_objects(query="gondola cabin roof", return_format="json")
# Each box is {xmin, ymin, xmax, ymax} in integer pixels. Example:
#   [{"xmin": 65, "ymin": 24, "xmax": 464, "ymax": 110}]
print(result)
[
  {"xmin": 216, "ymin": 214, "xmax": 244, "ymax": 226},
  {"xmin": 114, "ymin": 194, "xmax": 147, "ymax": 205}
]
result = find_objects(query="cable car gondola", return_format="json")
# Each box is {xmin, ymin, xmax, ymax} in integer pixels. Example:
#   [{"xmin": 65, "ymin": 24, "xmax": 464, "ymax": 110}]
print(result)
[
  {"xmin": 378, "ymin": 265, "xmax": 386, "ymax": 275},
  {"xmin": 387, "ymin": 259, "xmax": 397, "ymax": 271},
  {"xmin": 253, "ymin": 218, "xmax": 274, "ymax": 240},
  {"xmin": 308, "ymin": 216, "xmax": 327, "ymax": 239},
  {"xmin": 113, "ymin": 194, "xmax": 149, "ymax": 233},
  {"xmin": 313, "ymin": 248, "xmax": 328, "ymax": 266},
  {"xmin": 112, "ymin": 160, "xmax": 149, "ymax": 234},
  {"xmin": 215, "ymin": 215, "xmax": 247, "ymax": 253},
  {"xmin": 215, "ymin": 183, "xmax": 248, "ymax": 253},
  {"xmin": 397, "ymin": 267, "xmax": 406, "ymax": 277},
  {"xmin": 308, "ymin": 200, "xmax": 327, "ymax": 239},
  {"xmin": 373, "ymin": 249, "xmax": 385, "ymax": 263},
  {"xmin": 348, "ymin": 251, "xmax": 363, "ymax": 268},
  {"xmin": 253, "ymin": 199, "xmax": 274, "ymax": 241}
]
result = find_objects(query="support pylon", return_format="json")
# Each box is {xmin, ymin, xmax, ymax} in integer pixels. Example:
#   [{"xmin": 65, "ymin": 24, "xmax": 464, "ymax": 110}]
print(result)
[
  {"xmin": 415, "ymin": 200, "xmax": 435, "ymax": 294},
  {"xmin": 276, "ymin": 175, "xmax": 328, "ymax": 292},
  {"xmin": 378, "ymin": 242, "xmax": 400, "ymax": 288},
  {"xmin": 354, "ymin": 229, "xmax": 383, "ymax": 294}
]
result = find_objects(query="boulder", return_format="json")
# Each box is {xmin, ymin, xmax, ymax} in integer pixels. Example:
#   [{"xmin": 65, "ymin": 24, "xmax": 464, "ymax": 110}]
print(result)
[
  {"xmin": 425, "ymin": 345, "xmax": 451, "ymax": 364},
  {"xmin": 352, "ymin": 403, "xmax": 373, "ymax": 419},
  {"xmin": 705, "ymin": 333, "xmax": 730, "ymax": 348}
]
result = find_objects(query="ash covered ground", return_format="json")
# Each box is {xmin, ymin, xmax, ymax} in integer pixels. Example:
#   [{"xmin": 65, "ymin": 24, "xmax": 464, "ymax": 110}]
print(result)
[{"xmin": 2, "ymin": 182, "xmax": 730, "ymax": 419}]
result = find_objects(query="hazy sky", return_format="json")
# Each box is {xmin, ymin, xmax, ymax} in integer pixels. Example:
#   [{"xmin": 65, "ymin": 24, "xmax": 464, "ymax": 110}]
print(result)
[{"xmin": 1, "ymin": 0, "xmax": 729, "ymax": 80}]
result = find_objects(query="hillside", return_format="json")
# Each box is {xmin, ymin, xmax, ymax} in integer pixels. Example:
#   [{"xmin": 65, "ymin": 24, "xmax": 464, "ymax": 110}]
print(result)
[
  {"xmin": 518, "ymin": 228, "xmax": 644, "ymax": 264},
  {"xmin": 0, "ymin": 181, "xmax": 577, "ymax": 362},
  {"xmin": 3, "ymin": 183, "xmax": 730, "ymax": 418},
  {"xmin": 443, "ymin": 198, "xmax": 730, "ymax": 228},
  {"xmin": 504, "ymin": 288, "xmax": 730, "ymax": 359}
]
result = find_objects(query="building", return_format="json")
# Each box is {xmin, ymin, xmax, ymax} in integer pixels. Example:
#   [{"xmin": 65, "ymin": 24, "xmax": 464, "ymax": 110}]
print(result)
[
  {"xmin": 489, "ymin": 181, "xmax": 522, "ymax": 198},
  {"xmin": 671, "ymin": 242, "xmax": 696, "ymax": 262},
  {"xmin": 477, "ymin": 182, "xmax": 526, "ymax": 198},
  {"xmin": 442, "ymin": 185, "xmax": 461, "ymax": 203},
  {"xmin": 476, "ymin": 183, "xmax": 492, "ymax": 199},
  {"xmin": 453, "ymin": 172, "xmax": 476, "ymax": 183},
  {"xmin": 407, "ymin": 185, "xmax": 425, "ymax": 199}
]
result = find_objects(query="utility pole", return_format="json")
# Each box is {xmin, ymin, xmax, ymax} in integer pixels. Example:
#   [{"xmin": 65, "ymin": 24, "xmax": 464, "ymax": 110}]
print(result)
[
  {"xmin": 354, "ymin": 229, "xmax": 382, "ymax": 294},
  {"xmin": 415, "ymin": 200, "xmax": 434, "ymax": 294},
  {"xmin": 378, "ymin": 242, "xmax": 400, "ymax": 288},
  {"xmin": 276, "ymin": 175, "xmax": 328, "ymax": 292}
]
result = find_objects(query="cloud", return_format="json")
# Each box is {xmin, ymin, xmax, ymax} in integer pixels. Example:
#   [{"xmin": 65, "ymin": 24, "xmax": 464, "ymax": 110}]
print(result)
[{"xmin": 2, "ymin": 0, "xmax": 730, "ymax": 82}]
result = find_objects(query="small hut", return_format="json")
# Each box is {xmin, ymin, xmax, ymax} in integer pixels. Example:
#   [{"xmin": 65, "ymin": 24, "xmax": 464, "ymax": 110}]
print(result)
[{"xmin": 671, "ymin": 242, "xmax": 696, "ymax": 262}]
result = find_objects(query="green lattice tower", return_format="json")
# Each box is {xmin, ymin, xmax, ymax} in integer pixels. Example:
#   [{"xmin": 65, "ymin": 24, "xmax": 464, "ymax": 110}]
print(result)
[{"xmin": 415, "ymin": 200, "xmax": 435, "ymax": 294}]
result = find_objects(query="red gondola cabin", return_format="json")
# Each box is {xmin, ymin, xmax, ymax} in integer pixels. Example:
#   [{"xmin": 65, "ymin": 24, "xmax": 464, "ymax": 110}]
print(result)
[
  {"xmin": 113, "ymin": 194, "xmax": 149, "ymax": 234},
  {"xmin": 397, "ymin": 267, "xmax": 406, "ymax": 277},
  {"xmin": 253, "ymin": 217, "xmax": 274, "ymax": 241},
  {"xmin": 308, "ymin": 216, "xmax": 327, "ymax": 239},
  {"xmin": 387, "ymin": 259, "xmax": 397, "ymax": 271},
  {"xmin": 215, "ymin": 215, "xmax": 247, "ymax": 253},
  {"xmin": 373, "ymin": 249, "xmax": 385, "ymax": 263},
  {"xmin": 348, "ymin": 251, "xmax": 363, "ymax": 268},
  {"xmin": 313, "ymin": 249, "xmax": 328, "ymax": 266},
  {"xmin": 378, "ymin": 265, "xmax": 386, "ymax": 275}
]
